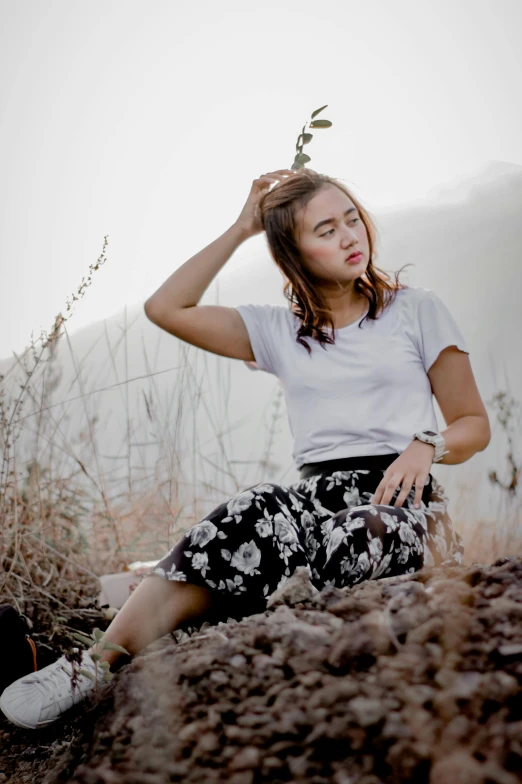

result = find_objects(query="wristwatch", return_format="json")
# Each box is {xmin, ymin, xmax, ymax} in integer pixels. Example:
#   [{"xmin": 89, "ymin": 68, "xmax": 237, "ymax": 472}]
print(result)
[{"xmin": 412, "ymin": 430, "xmax": 449, "ymax": 463}]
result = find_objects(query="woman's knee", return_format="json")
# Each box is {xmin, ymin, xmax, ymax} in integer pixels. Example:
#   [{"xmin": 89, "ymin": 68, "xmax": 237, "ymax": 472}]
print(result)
[
  {"xmin": 324, "ymin": 503, "xmax": 426, "ymax": 564},
  {"xmin": 212, "ymin": 483, "xmax": 280, "ymax": 525}
]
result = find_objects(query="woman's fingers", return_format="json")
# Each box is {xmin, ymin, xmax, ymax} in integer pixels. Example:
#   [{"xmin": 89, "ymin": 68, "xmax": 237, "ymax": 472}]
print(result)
[
  {"xmin": 235, "ymin": 169, "xmax": 295, "ymax": 237},
  {"xmin": 260, "ymin": 169, "xmax": 294, "ymax": 177},
  {"xmin": 255, "ymin": 169, "xmax": 295, "ymax": 184},
  {"xmin": 393, "ymin": 476, "xmax": 415, "ymax": 508}
]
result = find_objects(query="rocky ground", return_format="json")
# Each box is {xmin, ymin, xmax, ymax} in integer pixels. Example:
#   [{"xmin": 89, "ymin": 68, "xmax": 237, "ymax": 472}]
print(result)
[{"xmin": 1, "ymin": 555, "xmax": 522, "ymax": 784}]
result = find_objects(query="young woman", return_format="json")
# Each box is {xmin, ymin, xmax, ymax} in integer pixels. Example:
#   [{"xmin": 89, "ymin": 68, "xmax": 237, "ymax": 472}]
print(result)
[{"xmin": 0, "ymin": 168, "xmax": 491, "ymax": 729}]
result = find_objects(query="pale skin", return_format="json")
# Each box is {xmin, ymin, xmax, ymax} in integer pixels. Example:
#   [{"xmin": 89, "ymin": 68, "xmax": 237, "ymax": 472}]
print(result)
[{"xmin": 92, "ymin": 169, "xmax": 491, "ymax": 668}]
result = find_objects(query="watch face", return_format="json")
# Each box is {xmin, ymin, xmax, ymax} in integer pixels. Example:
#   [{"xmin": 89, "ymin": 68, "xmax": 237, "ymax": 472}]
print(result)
[{"xmin": 424, "ymin": 431, "xmax": 438, "ymax": 437}]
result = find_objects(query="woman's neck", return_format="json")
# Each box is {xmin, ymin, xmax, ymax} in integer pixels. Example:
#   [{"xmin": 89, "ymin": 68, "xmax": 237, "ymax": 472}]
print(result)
[{"xmin": 330, "ymin": 297, "xmax": 368, "ymax": 329}]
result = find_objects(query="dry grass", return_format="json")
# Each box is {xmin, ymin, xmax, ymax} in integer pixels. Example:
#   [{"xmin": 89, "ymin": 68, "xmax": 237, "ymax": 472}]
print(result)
[
  {"xmin": 446, "ymin": 387, "xmax": 522, "ymax": 565},
  {"xmin": 0, "ymin": 235, "xmax": 286, "ymax": 650}
]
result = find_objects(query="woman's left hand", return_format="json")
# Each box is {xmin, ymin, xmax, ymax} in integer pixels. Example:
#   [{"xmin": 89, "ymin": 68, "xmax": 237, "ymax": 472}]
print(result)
[{"xmin": 370, "ymin": 440, "xmax": 434, "ymax": 509}]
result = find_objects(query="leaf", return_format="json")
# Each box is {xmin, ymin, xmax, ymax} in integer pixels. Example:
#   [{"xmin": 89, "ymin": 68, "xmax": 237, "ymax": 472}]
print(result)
[
  {"xmin": 55, "ymin": 616, "xmax": 67, "ymax": 623},
  {"xmin": 102, "ymin": 641, "xmax": 131, "ymax": 655},
  {"xmin": 79, "ymin": 668, "xmax": 95, "ymax": 681},
  {"xmin": 103, "ymin": 672, "xmax": 113, "ymax": 683},
  {"xmin": 291, "ymin": 162, "xmax": 304, "ymax": 171},
  {"xmin": 295, "ymin": 153, "xmax": 311, "ymax": 164},
  {"xmin": 90, "ymin": 652, "xmax": 101, "ymax": 662},
  {"xmin": 93, "ymin": 627, "xmax": 104, "ymax": 642},
  {"xmin": 70, "ymin": 632, "xmax": 95, "ymax": 647},
  {"xmin": 311, "ymin": 104, "xmax": 328, "ymax": 119},
  {"xmin": 297, "ymin": 133, "xmax": 312, "ymax": 148},
  {"xmin": 99, "ymin": 660, "xmax": 111, "ymax": 670},
  {"xmin": 310, "ymin": 119, "xmax": 332, "ymax": 128}
]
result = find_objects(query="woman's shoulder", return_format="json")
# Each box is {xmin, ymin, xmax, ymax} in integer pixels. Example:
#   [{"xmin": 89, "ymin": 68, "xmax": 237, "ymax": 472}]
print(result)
[
  {"xmin": 235, "ymin": 302, "xmax": 293, "ymax": 327},
  {"xmin": 235, "ymin": 302, "xmax": 290, "ymax": 314},
  {"xmin": 394, "ymin": 284, "xmax": 433, "ymax": 299},
  {"xmin": 383, "ymin": 286, "xmax": 439, "ymax": 333},
  {"xmin": 392, "ymin": 285, "xmax": 438, "ymax": 309}
]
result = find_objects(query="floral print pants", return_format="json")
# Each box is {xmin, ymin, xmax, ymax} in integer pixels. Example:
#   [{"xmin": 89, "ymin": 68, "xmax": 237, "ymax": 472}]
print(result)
[{"xmin": 150, "ymin": 461, "xmax": 464, "ymax": 628}]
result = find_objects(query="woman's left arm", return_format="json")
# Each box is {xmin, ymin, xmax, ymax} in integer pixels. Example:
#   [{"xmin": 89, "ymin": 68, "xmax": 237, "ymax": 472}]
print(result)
[
  {"xmin": 371, "ymin": 346, "xmax": 491, "ymax": 508},
  {"xmin": 428, "ymin": 345, "xmax": 491, "ymax": 464}
]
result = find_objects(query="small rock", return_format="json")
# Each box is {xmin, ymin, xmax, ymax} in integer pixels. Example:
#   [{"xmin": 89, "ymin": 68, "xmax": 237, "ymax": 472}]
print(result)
[
  {"xmin": 228, "ymin": 772, "xmax": 254, "ymax": 784},
  {"xmin": 288, "ymin": 754, "xmax": 308, "ymax": 777},
  {"xmin": 407, "ymin": 616, "xmax": 443, "ymax": 645},
  {"xmin": 263, "ymin": 756, "xmax": 283, "ymax": 769},
  {"xmin": 498, "ymin": 643, "xmax": 522, "ymax": 657},
  {"xmin": 483, "ymin": 583, "xmax": 504, "ymax": 598},
  {"xmin": 266, "ymin": 566, "xmax": 319, "ymax": 608},
  {"xmin": 229, "ymin": 746, "xmax": 261, "ymax": 771},
  {"xmin": 440, "ymin": 715, "xmax": 470, "ymax": 746},
  {"xmin": 382, "ymin": 711, "xmax": 412, "ymax": 739},
  {"xmin": 384, "ymin": 580, "xmax": 427, "ymax": 604},
  {"xmin": 389, "ymin": 604, "xmax": 431, "ymax": 637},
  {"xmin": 230, "ymin": 654, "xmax": 248, "ymax": 668},
  {"xmin": 482, "ymin": 671, "xmax": 519, "ymax": 701},
  {"xmin": 451, "ymin": 671, "xmax": 482, "ymax": 700},
  {"xmin": 209, "ymin": 669, "xmax": 228, "ymax": 684},
  {"xmin": 197, "ymin": 731, "xmax": 220, "ymax": 753},
  {"xmin": 431, "ymin": 750, "xmax": 485, "ymax": 784},
  {"xmin": 178, "ymin": 720, "xmax": 206, "ymax": 743},
  {"xmin": 401, "ymin": 684, "xmax": 435, "ymax": 706},
  {"xmin": 283, "ymin": 620, "xmax": 331, "ymax": 650},
  {"xmin": 348, "ymin": 697, "xmax": 385, "ymax": 727},
  {"xmin": 426, "ymin": 580, "xmax": 474, "ymax": 605}
]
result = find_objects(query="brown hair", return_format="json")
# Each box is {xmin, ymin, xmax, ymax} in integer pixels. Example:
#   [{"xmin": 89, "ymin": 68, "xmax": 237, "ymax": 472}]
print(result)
[{"xmin": 259, "ymin": 168, "xmax": 411, "ymax": 356}]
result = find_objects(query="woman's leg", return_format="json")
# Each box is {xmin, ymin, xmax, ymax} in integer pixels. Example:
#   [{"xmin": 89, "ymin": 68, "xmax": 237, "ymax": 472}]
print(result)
[
  {"xmin": 320, "ymin": 501, "xmax": 427, "ymax": 587},
  {"xmin": 293, "ymin": 468, "xmax": 456, "ymax": 589},
  {"xmin": 96, "ymin": 480, "xmax": 322, "ymax": 665},
  {"xmin": 92, "ymin": 576, "xmax": 214, "ymax": 666},
  {"xmin": 0, "ymin": 480, "xmax": 317, "ymax": 730},
  {"xmin": 147, "ymin": 481, "xmax": 315, "ymax": 618}
]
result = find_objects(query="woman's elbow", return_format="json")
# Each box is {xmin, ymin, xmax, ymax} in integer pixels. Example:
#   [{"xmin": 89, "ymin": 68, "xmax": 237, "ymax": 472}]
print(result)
[
  {"xmin": 480, "ymin": 415, "xmax": 492, "ymax": 450},
  {"xmin": 144, "ymin": 298, "xmax": 161, "ymax": 324}
]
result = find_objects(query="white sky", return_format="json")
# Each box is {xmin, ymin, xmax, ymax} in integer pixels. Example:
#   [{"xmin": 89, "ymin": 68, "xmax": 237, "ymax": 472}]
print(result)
[{"xmin": 1, "ymin": 0, "xmax": 521, "ymax": 359}]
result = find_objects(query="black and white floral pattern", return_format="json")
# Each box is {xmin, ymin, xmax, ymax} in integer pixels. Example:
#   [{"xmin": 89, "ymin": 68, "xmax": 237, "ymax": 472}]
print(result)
[{"xmin": 151, "ymin": 468, "xmax": 464, "ymax": 614}]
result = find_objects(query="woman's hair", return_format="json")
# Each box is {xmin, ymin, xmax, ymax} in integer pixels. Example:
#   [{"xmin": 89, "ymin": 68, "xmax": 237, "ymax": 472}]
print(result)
[{"xmin": 259, "ymin": 168, "xmax": 411, "ymax": 356}]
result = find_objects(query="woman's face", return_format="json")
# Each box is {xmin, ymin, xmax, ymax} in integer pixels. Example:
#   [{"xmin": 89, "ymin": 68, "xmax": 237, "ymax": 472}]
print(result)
[{"xmin": 295, "ymin": 184, "xmax": 370, "ymax": 285}]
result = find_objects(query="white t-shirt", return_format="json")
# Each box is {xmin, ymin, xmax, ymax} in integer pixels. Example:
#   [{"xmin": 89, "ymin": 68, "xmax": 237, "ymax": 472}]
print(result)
[{"xmin": 234, "ymin": 286, "xmax": 469, "ymax": 470}]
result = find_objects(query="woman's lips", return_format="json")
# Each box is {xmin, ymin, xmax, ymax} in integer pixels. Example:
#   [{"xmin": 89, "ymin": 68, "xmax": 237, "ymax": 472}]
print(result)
[{"xmin": 346, "ymin": 252, "xmax": 363, "ymax": 263}]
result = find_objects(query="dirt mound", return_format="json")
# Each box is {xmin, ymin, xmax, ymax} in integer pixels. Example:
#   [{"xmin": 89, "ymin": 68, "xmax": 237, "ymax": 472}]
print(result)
[{"xmin": 2, "ymin": 556, "xmax": 522, "ymax": 784}]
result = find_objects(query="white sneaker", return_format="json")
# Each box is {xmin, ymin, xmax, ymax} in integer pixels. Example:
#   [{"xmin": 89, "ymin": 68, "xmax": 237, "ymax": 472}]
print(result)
[{"xmin": 0, "ymin": 651, "xmax": 101, "ymax": 729}]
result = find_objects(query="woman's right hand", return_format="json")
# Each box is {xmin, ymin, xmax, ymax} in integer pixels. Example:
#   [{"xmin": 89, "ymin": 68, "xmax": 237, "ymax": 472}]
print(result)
[{"xmin": 234, "ymin": 169, "xmax": 296, "ymax": 239}]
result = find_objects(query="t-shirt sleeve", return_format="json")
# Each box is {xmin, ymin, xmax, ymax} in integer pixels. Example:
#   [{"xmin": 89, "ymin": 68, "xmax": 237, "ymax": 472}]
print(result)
[
  {"xmin": 233, "ymin": 304, "xmax": 282, "ymax": 376},
  {"xmin": 414, "ymin": 290, "xmax": 470, "ymax": 373}
]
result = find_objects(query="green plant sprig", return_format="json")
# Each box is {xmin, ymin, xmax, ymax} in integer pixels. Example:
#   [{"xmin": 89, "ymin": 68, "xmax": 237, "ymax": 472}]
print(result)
[
  {"xmin": 70, "ymin": 627, "xmax": 129, "ymax": 686},
  {"xmin": 291, "ymin": 105, "xmax": 333, "ymax": 171}
]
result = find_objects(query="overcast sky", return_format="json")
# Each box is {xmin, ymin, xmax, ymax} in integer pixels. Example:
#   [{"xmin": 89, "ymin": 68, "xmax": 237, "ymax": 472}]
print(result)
[{"xmin": 1, "ymin": 0, "xmax": 521, "ymax": 360}]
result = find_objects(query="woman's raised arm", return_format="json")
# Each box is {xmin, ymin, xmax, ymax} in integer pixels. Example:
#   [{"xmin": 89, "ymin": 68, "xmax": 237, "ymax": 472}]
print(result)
[{"xmin": 144, "ymin": 169, "xmax": 293, "ymax": 361}]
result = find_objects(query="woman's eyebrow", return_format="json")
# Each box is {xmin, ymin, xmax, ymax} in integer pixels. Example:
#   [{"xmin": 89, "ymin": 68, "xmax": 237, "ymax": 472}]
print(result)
[{"xmin": 313, "ymin": 207, "xmax": 357, "ymax": 233}]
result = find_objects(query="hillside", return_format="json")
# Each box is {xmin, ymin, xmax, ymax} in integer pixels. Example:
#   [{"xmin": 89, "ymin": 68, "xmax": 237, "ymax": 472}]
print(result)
[{"xmin": 1, "ymin": 555, "xmax": 521, "ymax": 784}]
